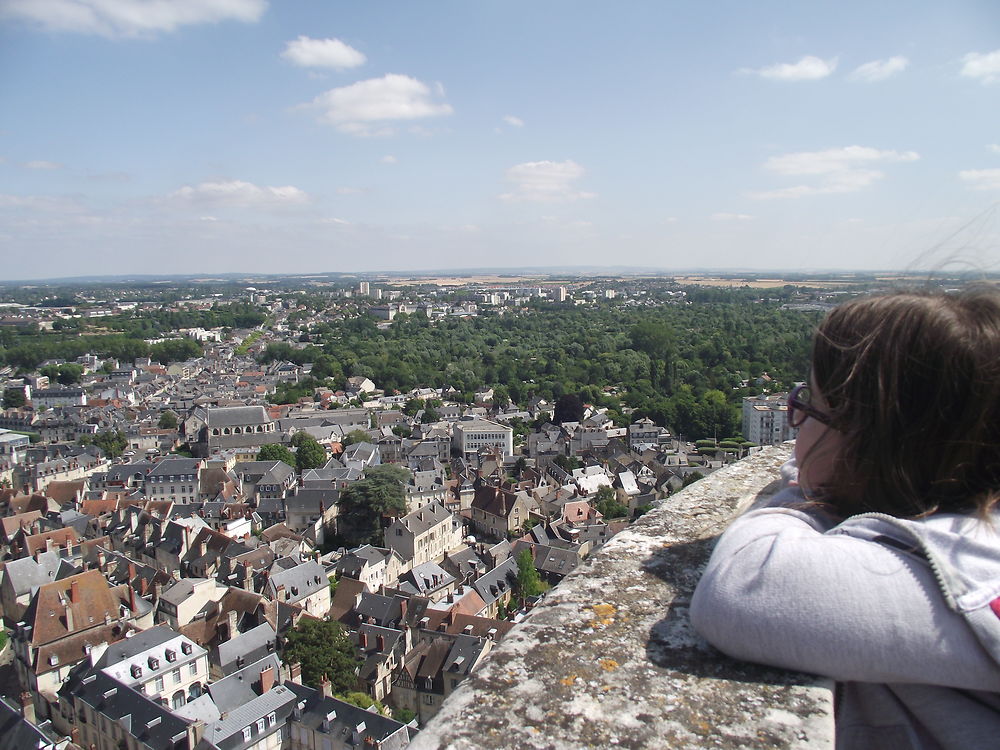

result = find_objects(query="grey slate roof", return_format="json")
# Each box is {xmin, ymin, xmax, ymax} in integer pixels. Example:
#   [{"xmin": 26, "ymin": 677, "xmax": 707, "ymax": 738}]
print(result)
[
  {"xmin": 0, "ymin": 697, "xmax": 60, "ymax": 748},
  {"xmin": 2, "ymin": 550, "xmax": 61, "ymax": 597},
  {"xmin": 60, "ymin": 670, "xmax": 190, "ymax": 750},
  {"xmin": 217, "ymin": 622, "xmax": 277, "ymax": 675},
  {"xmin": 204, "ymin": 683, "xmax": 296, "ymax": 750},
  {"xmin": 266, "ymin": 559, "xmax": 327, "ymax": 605},
  {"xmin": 287, "ymin": 682, "xmax": 412, "ymax": 750},
  {"xmin": 204, "ymin": 406, "xmax": 272, "ymax": 427}
]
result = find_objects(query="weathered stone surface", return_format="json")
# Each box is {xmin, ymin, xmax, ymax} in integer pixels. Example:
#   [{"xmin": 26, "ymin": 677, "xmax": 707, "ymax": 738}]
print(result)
[{"xmin": 410, "ymin": 444, "xmax": 834, "ymax": 749}]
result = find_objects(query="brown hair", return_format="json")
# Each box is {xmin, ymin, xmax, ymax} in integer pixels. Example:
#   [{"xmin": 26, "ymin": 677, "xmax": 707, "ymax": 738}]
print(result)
[{"xmin": 809, "ymin": 286, "xmax": 1000, "ymax": 518}]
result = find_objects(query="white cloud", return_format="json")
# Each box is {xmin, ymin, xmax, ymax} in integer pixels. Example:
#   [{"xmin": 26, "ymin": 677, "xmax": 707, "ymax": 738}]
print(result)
[
  {"xmin": 988, "ymin": 144, "xmax": 1000, "ymax": 155},
  {"xmin": 0, "ymin": 0, "xmax": 266, "ymax": 37},
  {"xmin": 711, "ymin": 213, "xmax": 754, "ymax": 221},
  {"xmin": 380, "ymin": 155, "xmax": 397, "ymax": 165},
  {"xmin": 305, "ymin": 74, "xmax": 453, "ymax": 136},
  {"xmin": 281, "ymin": 36, "xmax": 366, "ymax": 70},
  {"xmin": 499, "ymin": 160, "xmax": 595, "ymax": 203},
  {"xmin": 503, "ymin": 115, "xmax": 524, "ymax": 128},
  {"xmin": 745, "ymin": 55, "xmax": 837, "ymax": 81},
  {"xmin": 24, "ymin": 160, "xmax": 62, "ymax": 169},
  {"xmin": 961, "ymin": 50, "xmax": 1000, "ymax": 84},
  {"xmin": 169, "ymin": 180, "xmax": 308, "ymax": 207},
  {"xmin": 751, "ymin": 145, "xmax": 919, "ymax": 199},
  {"xmin": 959, "ymin": 169, "xmax": 1000, "ymax": 190},
  {"xmin": 850, "ymin": 56, "xmax": 909, "ymax": 82}
]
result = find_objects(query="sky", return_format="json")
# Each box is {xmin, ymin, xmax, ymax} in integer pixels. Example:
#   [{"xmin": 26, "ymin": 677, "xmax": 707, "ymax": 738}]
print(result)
[{"xmin": 1, "ymin": 0, "xmax": 999, "ymax": 281}]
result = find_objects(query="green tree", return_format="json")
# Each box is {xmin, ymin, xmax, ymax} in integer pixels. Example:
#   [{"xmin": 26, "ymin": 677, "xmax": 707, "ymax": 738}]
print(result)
[
  {"xmin": 90, "ymin": 430, "xmax": 127, "ymax": 459},
  {"xmin": 3, "ymin": 389, "xmax": 26, "ymax": 409},
  {"xmin": 341, "ymin": 429, "xmax": 371, "ymax": 447},
  {"xmin": 340, "ymin": 691, "xmax": 387, "ymax": 715},
  {"xmin": 157, "ymin": 411, "xmax": 178, "ymax": 430},
  {"xmin": 149, "ymin": 338, "xmax": 202, "ymax": 364},
  {"xmin": 282, "ymin": 619, "xmax": 360, "ymax": 693},
  {"xmin": 336, "ymin": 464, "xmax": 410, "ymax": 546},
  {"xmin": 293, "ymin": 435, "xmax": 327, "ymax": 471},
  {"xmin": 256, "ymin": 443, "xmax": 295, "ymax": 465},
  {"xmin": 40, "ymin": 363, "xmax": 84, "ymax": 385},
  {"xmin": 514, "ymin": 548, "xmax": 544, "ymax": 599},
  {"xmin": 553, "ymin": 454, "xmax": 580, "ymax": 472},
  {"xmin": 593, "ymin": 485, "xmax": 629, "ymax": 519}
]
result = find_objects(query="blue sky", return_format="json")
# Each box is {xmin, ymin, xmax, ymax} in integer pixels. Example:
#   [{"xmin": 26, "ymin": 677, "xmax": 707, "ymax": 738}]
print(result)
[{"xmin": 1, "ymin": 0, "xmax": 999, "ymax": 280}]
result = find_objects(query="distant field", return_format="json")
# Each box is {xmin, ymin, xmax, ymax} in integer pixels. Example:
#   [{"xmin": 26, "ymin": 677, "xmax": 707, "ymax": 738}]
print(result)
[
  {"xmin": 386, "ymin": 275, "xmax": 549, "ymax": 287},
  {"xmin": 377, "ymin": 271, "xmax": 997, "ymax": 290}
]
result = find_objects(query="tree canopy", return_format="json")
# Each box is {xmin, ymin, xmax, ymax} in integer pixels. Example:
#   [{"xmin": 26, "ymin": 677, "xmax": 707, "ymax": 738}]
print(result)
[
  {"xmin": 256, "ymin": 443, "xmax": 295, "ymax": 465},
  {"xmin": 281, "ymin": 618, "xmax": 360, "ymax": 693},
  {"xmin": 593, "ymin": 485, "xmax": 629, "ymax": 519},
  {"xmin": 336, "ymin": 464, "xmax": 410, "ymax": 547},
  {"xmin": 293, "ymin": 434, "xmax": 327, "ymax": 471},
  {"xmin": 514, "ymin": 548, "xmax": 544, "ymax": 599}
]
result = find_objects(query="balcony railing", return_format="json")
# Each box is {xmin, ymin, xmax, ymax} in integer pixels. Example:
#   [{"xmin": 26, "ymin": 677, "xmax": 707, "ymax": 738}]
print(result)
[{"xmin": 410, "ymin": 444, "xmax": 833, "ymax": 749}]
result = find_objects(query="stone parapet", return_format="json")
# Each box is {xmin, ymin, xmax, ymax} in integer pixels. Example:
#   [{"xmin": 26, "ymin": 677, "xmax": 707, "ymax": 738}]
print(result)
[{"xmin": 410, "ymin": 443, "xmax": 834, "ymax": 749}]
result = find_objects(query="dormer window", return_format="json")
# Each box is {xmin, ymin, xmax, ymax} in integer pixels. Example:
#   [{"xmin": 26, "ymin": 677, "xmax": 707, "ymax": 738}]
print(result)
[
  {"xmin": 131, "ymin": 664, "xmax": 143, "ymax": 678},
  {"xmin": 181, "ymin": 642, "xmax": 193, "ymax": 655},
  {"xmin": 165, "ymin": 649, "xmax": 176, "ymax": 662},
  {"xmin": 148, "ymin": 656, "xmax": 159, "ymax": 670}
]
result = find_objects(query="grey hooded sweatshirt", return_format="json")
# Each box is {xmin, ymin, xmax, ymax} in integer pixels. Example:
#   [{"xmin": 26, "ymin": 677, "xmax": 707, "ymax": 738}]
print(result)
[{"xmin": 691, "ymin": 469, "xmax": 1000, "ymax": 750}]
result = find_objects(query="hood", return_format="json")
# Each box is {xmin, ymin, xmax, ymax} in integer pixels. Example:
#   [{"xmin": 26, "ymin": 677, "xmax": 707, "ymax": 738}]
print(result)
[{"xmin": 835, "ymin": 510, "xmax": 1000, "ymax": 660}]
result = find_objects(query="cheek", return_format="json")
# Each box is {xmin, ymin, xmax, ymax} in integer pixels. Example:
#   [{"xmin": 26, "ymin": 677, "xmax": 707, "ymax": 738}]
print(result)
[{"xmin": 796, "ymin": 425, "xmax": 843, "ymax": 492}]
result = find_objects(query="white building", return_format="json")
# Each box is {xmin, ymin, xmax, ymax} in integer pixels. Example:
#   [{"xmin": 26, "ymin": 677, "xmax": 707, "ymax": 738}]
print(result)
[
  {"xmin": 742, "ymin": 393, "xmax": 796, "ymax": 445},
  {"xmin": 451, "ymin": 417, "xmax": 513, "ymax": 460},
  {"xmin": 94, "ymin": 625, "xmax": 209, "ymax": 709}
]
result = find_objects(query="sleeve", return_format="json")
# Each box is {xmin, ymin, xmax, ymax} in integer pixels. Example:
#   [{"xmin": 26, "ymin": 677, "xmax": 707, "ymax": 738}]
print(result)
[{"xmin": 689, "ymin": 506, "xmax": 1000, "ymax": 691}]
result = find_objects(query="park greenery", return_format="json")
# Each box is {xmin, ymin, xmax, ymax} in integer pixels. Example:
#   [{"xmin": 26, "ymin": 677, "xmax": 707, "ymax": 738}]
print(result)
[{"xmin": 256, "ymin": 294, "xmax": 820, "ymax": 440}]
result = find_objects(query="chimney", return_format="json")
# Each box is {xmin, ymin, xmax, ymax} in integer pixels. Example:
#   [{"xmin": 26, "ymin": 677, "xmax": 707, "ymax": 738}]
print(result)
[
  {"xmin": 288, "ymin": 661, "xmax": 302, "ymax": 683},
  {"xmin": 186, "ymin": 720, "xmax": 206, "ymax": 748},
  {"xmin": 242, "ymin": 560, "xmax": 253, "ymax": 590},
  {"xmin": 225, "ymin": 609, "xmax": 238, "ymax": 640},
  {"xmin": 376, "ymin": 635, "xmax": 385, "ymax": 652},
  {"xmin": 319, "ymin": 675, "xmax": 333, "ymax": 699},
  {"xmin": 70, "ymin": 580, "xmax": 80, "ymax": 604},
  {"xmin": 19, "ymin": 692, "xmax": 35, "ymax": 725},
  {"xmin": 358, "ymin": 632, "xmax": 368, "ymax": 649},
  {"xmin": 259, "ymin": 665, "xmax": 275, "ymax": 694}
]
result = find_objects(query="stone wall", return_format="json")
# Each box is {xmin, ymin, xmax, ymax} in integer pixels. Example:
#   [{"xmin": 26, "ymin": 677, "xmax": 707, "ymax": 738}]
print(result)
[{"xmin": 410, "ymin": 444, "xmax": 834, "ymax": 749}]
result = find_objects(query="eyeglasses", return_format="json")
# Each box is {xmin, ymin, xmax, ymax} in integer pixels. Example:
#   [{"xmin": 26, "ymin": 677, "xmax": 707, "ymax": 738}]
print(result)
[{"xmin": 787, "ymin": 384, "xmax": 832, "ymax": 428}]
